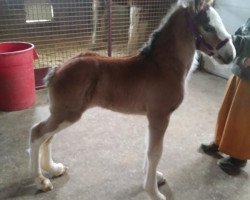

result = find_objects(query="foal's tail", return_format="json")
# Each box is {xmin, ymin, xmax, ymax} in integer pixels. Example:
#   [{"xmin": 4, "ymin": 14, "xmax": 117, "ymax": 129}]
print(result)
[{"xmin": 44, "ymin": 67, "xmax": 58, "ymax": 87}]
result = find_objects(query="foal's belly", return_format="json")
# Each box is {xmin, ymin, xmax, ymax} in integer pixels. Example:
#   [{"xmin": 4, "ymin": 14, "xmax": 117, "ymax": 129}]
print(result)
[
  {"xmin": 97, "ymin": 98, "xmax": 147, "ymax": 115},
  {"xmin": 92, "ymin": 80, "xmax": 148, "ymax": 114},
  {"xmin": 107, "ymin": 104, "xmax": 147, "ymax": 115}
]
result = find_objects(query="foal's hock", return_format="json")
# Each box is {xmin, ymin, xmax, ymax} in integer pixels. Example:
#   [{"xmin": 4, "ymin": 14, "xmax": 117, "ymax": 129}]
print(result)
[{"xmin": 29, "ymin": 0, "xmax": 235, "ymax": 199}]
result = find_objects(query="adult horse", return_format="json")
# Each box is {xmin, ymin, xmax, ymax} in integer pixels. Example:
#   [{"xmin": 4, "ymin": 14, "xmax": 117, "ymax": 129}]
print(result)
[
  {"xmin": 29, "ymin": 0, "xmax": 235, "ymax": 199},
  {"xmin": 91, "ymin": 0, "xmax": 173, "ymax": 54}
]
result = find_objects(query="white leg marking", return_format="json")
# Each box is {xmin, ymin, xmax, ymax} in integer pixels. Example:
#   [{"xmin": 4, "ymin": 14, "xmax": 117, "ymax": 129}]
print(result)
[
  {"xmin": 143, "ymin": 132, "xmax": 166, "ymax": 200},
  {"xmin": 41, "ymin": 136, "xmax": 69, "ymax": 177},
  {"xmin": 31, "ymin": 137, "xmax": 53, "ymax": 191},
  {"xmin": 127, "ymin": 6, "xmax": 141, "ymax": 54},
  {"xmin": 92, "ymin": 0, "xmax": 99, "ymax": 45},
  {"xmin": 143, "ymin": 114, "xmax": 169, "ymax": 200}
]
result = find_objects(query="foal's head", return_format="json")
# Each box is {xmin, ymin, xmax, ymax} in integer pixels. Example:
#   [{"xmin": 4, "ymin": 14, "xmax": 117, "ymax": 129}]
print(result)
[{"xmin": 182, "ymin": 0, "xmax": 236, "ymax": 64}]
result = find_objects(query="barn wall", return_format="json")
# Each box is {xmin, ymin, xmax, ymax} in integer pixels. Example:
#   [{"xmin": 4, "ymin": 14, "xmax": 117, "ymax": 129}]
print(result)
[
  {"xmin": 214, "ymin": 0, "xmax": 250, "ymax": 35},
  {"xmin": 0, "ymin": 0, "xmax": 175, "ymax": 88}
]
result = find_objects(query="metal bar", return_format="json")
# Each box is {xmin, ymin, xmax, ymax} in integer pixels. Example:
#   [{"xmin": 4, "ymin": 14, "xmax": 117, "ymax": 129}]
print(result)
[{"xmin": 108, "ymin": 0, "xmax": 113, "ymax": 57}]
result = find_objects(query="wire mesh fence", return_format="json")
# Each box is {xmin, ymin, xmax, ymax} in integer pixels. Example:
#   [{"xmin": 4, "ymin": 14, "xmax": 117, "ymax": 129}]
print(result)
[{"xmin": 0, "ymin": 0, "xmax": 176, "ymax": 70}]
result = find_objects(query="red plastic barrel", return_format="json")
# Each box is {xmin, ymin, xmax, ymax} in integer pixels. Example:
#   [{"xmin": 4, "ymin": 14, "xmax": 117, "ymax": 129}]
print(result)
[{"xmin": 0, "ymin": 42, "xmax": 38, "ymax": 111}]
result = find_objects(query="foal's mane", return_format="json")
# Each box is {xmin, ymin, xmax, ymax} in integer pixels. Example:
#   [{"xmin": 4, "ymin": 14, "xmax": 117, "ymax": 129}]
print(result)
[{"xmin": 140, "ymin": 2, "xmax": 188, "ymax": 56}]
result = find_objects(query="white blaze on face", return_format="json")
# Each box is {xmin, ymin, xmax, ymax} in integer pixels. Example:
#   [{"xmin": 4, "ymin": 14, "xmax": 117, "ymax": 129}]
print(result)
[
  {"xmin": 206, "ymin": 7, "xmax": 236, "ymax": 62},
  {"xmin": 206, "ymin": 7, "xmax": 230, "ymax": 40}
]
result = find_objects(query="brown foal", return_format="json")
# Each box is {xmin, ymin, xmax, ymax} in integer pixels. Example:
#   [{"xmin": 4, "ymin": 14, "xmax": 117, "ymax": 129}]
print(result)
[{"xmin": 29, "ymin": 0, "xmax": 235, "ymax": 199}]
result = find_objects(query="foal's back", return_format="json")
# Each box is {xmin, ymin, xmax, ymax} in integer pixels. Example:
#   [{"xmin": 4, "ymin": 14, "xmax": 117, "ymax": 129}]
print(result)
[{"xmin": 48, "ymin": 52, "xmax": 182, "ymax": 116}]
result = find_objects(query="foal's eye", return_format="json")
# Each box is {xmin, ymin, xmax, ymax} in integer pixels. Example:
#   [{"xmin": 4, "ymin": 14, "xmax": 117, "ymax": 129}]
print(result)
[{"xmin": 203, "ymin": 24, "xmax": 216, "ymax": 32}]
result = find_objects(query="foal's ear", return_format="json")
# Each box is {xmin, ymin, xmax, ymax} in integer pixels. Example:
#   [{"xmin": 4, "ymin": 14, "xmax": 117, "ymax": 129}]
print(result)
[{"xmin": 194, "ymin": 0, "xmax": 214, "ymax": 12}]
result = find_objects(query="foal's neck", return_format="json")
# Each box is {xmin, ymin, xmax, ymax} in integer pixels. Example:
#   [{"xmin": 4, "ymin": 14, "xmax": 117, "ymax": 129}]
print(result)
[{"xmin": 142, "ymin": 6, "xmax": 196, "ymax": 77}]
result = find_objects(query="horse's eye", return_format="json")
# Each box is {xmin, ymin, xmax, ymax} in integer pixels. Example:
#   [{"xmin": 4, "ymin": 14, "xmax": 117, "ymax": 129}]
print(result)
[{"xmin": 203, "ymin": 25, "xmax": 216, "ymax": 32}]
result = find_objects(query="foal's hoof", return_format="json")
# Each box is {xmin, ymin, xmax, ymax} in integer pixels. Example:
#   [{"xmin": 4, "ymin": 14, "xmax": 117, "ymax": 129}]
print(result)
[
  {"xmin": 35, "ymin": 176, "xmax": 53, "ymax": 192},
  {"xmin": 157, "ymin": 171, "xmax": 166, "ymax": 186},
  {"xmin": 150, "ymin": 192, "xmax": 166, "ymax": 200},
  {"xmin": 52, "ymin": 163, "xmax": 69, "ymax": 177},
  {"xmin": 156, "ymin": 193, "xmax": 166, "ymax": 200},
  {"xmin": 157, "ymin": 193, "xmax": 167, "ymax": 200}
]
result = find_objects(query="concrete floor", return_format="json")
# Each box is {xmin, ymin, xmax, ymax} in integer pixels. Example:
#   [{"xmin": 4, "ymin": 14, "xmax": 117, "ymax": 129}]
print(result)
[{"xmin": 0, "ymin": 71, "xmax": 249, "ymax": 200}]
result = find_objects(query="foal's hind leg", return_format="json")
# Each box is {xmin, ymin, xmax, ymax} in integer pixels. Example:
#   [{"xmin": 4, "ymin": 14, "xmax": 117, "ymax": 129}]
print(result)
[
  {"xmin": 144, "ymin": 113, "xmax": 170, "ymax": 200},
  {"xmin": 30, "ymin": 115, "xmax": 72, "ymax": 191},
  {"xmin": 40, "ymin": 136, "xmax": 68, "ymax": 177}
]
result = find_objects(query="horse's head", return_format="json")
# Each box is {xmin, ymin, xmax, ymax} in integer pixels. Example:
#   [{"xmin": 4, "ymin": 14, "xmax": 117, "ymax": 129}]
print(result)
[{"xmin": 182, "ymin": 0, "xmax": 236, "ymax": 64}]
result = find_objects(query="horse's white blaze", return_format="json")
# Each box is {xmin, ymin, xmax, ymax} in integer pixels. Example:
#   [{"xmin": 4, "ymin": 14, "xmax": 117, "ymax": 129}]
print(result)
[
  {"xmin": 207, "ymin": 7, "xmax": 230, "ymax": 40},
  {"xmin": 207, "ymin": 7, "xmax": 236, "ymax": 61}
]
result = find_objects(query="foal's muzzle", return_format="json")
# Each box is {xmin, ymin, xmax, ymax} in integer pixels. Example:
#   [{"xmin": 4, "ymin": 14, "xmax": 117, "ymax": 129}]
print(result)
[
  {"xmin": 217, "ymin": 54, "xmax": 234, "ymax": 65},
  {"xmin": 214, "ymin": 37, "xmax": 236, "ymax": 65},
  {"xmin": 198, "ymin": 38, "xmax": 229, "ymax": 57}
]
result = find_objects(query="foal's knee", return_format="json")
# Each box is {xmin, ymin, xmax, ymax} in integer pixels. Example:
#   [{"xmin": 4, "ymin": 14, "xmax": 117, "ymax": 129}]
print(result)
[{"xmin": 30, "ymin": 122, "xmax": 47, "ymax": 144}]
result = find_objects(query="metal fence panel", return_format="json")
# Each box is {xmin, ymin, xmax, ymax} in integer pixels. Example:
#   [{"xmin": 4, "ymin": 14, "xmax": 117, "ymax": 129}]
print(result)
[{"xmin": 0, "ymin": 0, "xmax": 175, "ymax": 69}]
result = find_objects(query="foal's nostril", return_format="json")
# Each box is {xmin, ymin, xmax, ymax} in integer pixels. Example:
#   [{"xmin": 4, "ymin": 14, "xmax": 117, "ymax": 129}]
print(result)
[
  {"xmin": 225, "ymin": 55, "xmax": 234, "ymax": 64},
  {"xmin": 220, "ymin": 54, "xmax": 234, "ymax": 65},
  {"xmin": 217, "ymin": 54, "xmax": 234, "ymax": 65}
]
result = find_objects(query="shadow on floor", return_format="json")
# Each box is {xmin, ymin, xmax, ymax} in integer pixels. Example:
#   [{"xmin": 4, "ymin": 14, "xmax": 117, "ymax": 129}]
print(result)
[{"xmin": 0, "ymin": 174, "xmax": 70, "ymax": 199}]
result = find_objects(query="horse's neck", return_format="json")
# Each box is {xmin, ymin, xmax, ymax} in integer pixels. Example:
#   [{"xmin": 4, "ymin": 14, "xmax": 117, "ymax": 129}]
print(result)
[{"xmin": 152, "ymin": 7, "xmax": 196, "ymax": 76}]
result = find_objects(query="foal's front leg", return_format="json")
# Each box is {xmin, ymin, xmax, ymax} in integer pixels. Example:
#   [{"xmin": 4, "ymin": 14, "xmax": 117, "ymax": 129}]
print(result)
[{"xmin": 144, "ymin": 114, "xmax": 169, "ymax": 200}]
